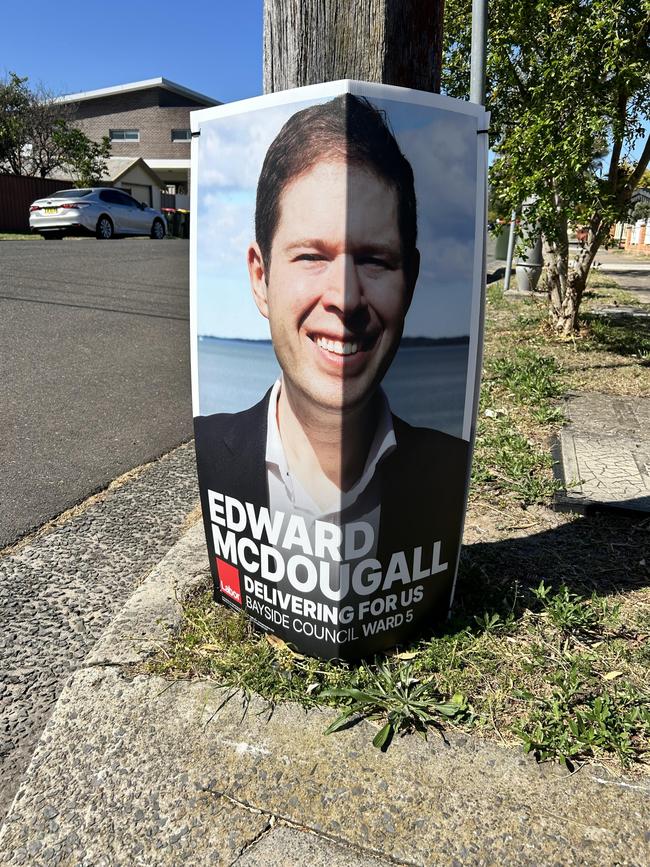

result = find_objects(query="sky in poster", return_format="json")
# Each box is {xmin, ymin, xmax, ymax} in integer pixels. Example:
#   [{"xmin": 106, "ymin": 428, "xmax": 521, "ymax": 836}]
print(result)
[{"xmin": 195, "ymin": 92, "xmax": 483, "ymax": 340}]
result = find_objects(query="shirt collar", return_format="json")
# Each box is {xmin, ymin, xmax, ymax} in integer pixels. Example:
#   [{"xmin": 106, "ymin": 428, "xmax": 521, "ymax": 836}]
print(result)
[
  {"xmin": 265, "ymin": 378, "xmax": 289, "ymax": 479},
  {"xmin": 265, "ymin": 378, "xmax": 396, "ymax": 513}
]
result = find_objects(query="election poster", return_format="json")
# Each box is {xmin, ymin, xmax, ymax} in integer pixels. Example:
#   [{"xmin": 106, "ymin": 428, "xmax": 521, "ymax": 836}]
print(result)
[{"xmin": 190, "ymin": 80, "xmax": 488, "ymax": 659}]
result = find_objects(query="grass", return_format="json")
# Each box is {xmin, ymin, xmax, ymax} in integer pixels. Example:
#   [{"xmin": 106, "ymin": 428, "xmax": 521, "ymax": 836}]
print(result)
[
  {"xmin": 145, "ymin": 270, "xmax": 650, "ymax": 771},
  {"xmin": 0, "ymin": 232, "xmax": 39, "ymax": 240},
  {"xmin": 149, "ymin": 575, "xmax": 650, "ymax": 770}
]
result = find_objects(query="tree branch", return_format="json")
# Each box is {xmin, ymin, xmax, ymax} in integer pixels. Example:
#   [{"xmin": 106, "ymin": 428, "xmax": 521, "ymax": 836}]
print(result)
[
  {"xmin": 607, "ymin": 82, "xmax": 628, "ymax": 192},
  {"xmin": 505, "ymin": 51, "xmax": 528, "ymax": 101}
]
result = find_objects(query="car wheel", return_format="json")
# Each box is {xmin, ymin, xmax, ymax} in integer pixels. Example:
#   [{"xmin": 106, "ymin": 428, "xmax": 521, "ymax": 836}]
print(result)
[
  {"xmin": 151, "ymin": 219, "xmax": 165, "ymax": 239},
  {"xmin": 96, "ymin": 216, "xmax": 114, "ymax": 240}
]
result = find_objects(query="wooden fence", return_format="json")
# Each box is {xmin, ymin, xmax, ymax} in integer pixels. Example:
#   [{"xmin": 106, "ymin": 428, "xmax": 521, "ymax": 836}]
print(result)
[{"xmin": 0, "ymin": 175, "xmax": 73, "ymax": 232}]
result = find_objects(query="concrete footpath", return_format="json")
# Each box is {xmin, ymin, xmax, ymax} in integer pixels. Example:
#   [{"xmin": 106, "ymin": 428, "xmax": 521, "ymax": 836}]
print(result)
[
  {"xmin": 557, "ymin": 393, "xmax": 650, "ymax": 513},
  {"xmin": 0, "ymin": 443, "xmax": 199, "ymax": 825},
  {"xmin": 1, "ymin": 522, "xmax": 648, "ymax": 866}
]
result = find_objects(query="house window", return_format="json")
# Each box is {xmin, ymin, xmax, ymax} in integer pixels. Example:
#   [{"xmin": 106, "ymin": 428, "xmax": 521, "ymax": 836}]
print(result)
[
  {"xmin": 109, "ymin": 129, "xmax": 140, "ymax": 142},
  {"xmin": 171, "ymin": 129, "xmax": 191, "ymax": 142}
]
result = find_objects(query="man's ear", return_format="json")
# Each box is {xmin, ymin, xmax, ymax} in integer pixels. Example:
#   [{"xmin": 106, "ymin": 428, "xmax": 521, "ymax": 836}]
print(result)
[
  {"xmin": 405, "ymin": 248, "xmax": 420, "ymax": 310},
  {"xmin": 248, "ymin": 242, "xmax": 269, "ymax": 319}
]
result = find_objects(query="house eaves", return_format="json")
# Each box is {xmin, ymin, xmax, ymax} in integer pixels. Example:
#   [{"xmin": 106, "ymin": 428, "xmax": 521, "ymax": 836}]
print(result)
[{"xmin": 55, "ymin": 77, "xmax": 220, "ymax": 107}]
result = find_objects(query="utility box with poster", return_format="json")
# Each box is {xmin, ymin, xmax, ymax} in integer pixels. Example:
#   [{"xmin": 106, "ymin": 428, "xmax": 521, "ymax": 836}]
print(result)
[{"xmin": 190, "ymin": 81, "xmax": 488, "ymax": 660}]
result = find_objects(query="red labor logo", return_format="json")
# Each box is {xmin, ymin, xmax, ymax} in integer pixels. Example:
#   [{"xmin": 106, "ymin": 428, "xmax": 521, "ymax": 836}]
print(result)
[{"xmin": 216, "ymin": 559, "xmax": 242, "ymax": 606}]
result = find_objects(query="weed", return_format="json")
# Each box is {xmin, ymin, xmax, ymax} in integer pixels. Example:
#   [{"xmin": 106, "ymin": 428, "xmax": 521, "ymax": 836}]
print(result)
[
  {"xmin": 472, "ymin": 420, "xmax": 560, "ymax": 504},
  {"xmin": 532, "ymin": 582, "xmax": 620, "ymax": 635},
  {"xmin": 516, "ymin": 664, "xmax": 650, "ymax": 769},
  {"xmin": 487, "ymin": 349, "xmax": 563, "ymax": 406},
  {"xmin": 321, "ymin": 662, "xmax": 468, "ymax": 750},
  {"xmin": 473, "ymin": 612, "xmax": 505, "ymax": 633},
  {"xmin": 486, "ymin": 279, "xmax": 506, "ymax": 306}
]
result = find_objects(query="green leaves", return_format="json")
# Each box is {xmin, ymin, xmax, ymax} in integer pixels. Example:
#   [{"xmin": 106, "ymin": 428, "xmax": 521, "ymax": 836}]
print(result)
[
  {"xmin": 52, "ymin": 125, "xmax": 111, "ymax": 187},
  {"xmin": 487, "ymin": 348, "xmax": 564, "ymax": 405},
  {"xmin": 372, "ymin": 722, "xmax": 393, "ymax": 750},
  {"xmin": 444, "ymin": 0, "xmax": 650, "ymax": 332},
  {"xmin": 321, "ymin": 663, "xmax": 468, "ymax": 751},
  {"xmin": 0, "ymin": 71, "xmax": 111, "ymax": 182},
  {"xmin": 533, "ymin": 582, "xmax": 621, "ymax": 635},
  {"xmin": 516, "ymin": 669, "xmax": 650, "ymax": 769}
]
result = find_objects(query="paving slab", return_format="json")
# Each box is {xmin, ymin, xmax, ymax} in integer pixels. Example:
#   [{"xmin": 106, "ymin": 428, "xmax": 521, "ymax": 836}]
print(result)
[
  {"xmin": 590, "ymin": 305, "xmax": 650, "ymax": 319},
  {"xmin": 557, "ymin": 393, "xmax": 650, "ymax": 513},
  {"xmin": 0, "ymin": 442, "xmax": 200, "ymax": 822},
  {"xmin": 1, "ymin": 523, "xmax": 648, "ymax": 866},
  {"xmin": 232, "ymin": 825, "xmax": 394, "ymax": 866}
]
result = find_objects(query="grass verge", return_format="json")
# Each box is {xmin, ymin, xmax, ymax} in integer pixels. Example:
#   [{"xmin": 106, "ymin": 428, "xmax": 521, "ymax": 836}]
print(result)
[{"xmin": 146, "ymin": 273, "xmax": 650, "ymax": 772}]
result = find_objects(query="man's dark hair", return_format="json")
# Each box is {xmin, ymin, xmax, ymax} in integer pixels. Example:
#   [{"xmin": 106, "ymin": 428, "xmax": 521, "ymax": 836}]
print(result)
[{"xmin": 255, "ymin": 94, "xmax": 417, "ymax": 270}]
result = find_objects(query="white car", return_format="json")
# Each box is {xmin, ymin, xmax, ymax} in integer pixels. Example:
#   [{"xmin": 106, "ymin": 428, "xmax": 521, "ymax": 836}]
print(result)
[{"xmin": 29, "ymin": 187, "xmax": 167, "ymax": 240}]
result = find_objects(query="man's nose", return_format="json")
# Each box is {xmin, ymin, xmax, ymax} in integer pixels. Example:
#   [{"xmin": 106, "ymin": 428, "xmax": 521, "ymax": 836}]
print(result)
[{"xmin": 321, "ymin": 254, "xmax": 367, "ymax": 317}]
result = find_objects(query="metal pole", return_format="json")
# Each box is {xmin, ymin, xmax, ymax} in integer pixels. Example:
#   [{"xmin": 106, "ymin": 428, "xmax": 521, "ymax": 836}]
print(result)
[
  {"xmin": 469, "ymin": 0, "xmax": 488, "ymax": 105},
  {"xmin": 503, "ymin": 210, "xmax": 517, "ymax": 292}
]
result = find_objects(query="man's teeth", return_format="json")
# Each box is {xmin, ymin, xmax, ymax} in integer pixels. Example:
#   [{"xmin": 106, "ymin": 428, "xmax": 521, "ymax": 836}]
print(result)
[{"xmin": 316, "ymin": 336, "xmax": 360, "ymax": 356}]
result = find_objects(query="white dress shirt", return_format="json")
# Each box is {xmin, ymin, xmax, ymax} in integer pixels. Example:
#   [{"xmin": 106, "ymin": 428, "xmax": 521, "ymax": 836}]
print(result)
[{"xmin": 265, "ymin": 378, "xmax": 396, "ymax": 560}]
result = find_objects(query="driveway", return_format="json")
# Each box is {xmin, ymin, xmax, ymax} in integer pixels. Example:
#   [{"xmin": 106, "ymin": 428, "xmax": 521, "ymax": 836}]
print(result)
[{"xmin": 0, "ymin": 239, "xmax": 192, "ymax": 547}]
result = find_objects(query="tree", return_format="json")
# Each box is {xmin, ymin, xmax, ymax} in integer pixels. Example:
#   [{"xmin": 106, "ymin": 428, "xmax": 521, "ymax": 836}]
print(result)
[
  {"xmin": 444, "ymin": 0, "xmax": 650, "ymax": 335},
  {"xmin": 0, "ymin": 73, "xmax": 32, "ymax": 174},
  {"xmin": 53, "ymin": 125, "xmax": 111, "ymax": 187},
  {"xmin": 0, "ymin": 71, "xmax": 110, "ymax": 183},
  {"xmin": 27, "ymin": 83, "xmax": 79, "ymax": 179},
  {"xmin": 630, "ymin": 199, "xmax": 650, "ymax": 222},
  {"xmin": 263, "ymin": 0, "xmax": 444, "ymax": 92}
]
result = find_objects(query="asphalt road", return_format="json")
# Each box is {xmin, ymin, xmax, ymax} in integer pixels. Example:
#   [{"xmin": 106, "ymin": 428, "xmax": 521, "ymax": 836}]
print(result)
[{"xmin": 0, "ymin": 239, "xmax": 192, "ymax": 547}]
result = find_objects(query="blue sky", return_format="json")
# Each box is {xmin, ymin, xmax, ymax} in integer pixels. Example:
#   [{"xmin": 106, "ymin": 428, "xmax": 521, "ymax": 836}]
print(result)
[
  {"xmin": 2, "ymin": 1, "xmax": 646, "ymax": 161},
  {"xmin": 0, "ymin": 1, "xmax": 264, "ymax": 104}
]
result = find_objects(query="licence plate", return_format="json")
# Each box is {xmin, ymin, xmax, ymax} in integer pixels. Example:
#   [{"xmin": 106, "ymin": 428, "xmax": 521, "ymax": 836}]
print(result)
[{"xmin": 44, "ymin": 208, "xmax": 58, "ymax": 215}]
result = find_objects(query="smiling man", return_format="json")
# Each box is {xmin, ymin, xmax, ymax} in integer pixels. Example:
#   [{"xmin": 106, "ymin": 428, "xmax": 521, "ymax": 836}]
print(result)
[{"xmin": 194, "ymin": 94, "xmax": 470, "ymax": 656}]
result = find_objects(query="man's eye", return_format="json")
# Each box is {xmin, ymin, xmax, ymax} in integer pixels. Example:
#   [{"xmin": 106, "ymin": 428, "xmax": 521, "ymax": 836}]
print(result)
[
  {"xmin": 359, "ymin": 256, "xmax": 390, "ymax": 268},
  {"xmin": 295, "ymin": 253, "xmax": 326, "ymax": 262}
]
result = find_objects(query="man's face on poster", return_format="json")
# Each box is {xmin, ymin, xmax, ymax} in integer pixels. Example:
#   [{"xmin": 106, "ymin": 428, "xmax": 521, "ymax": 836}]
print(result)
[{"xmin": 249, "ymin": 158, "xmax": 418, "ymax": 413}]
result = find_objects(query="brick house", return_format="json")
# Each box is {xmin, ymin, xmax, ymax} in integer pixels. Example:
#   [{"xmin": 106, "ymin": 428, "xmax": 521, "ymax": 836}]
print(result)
[{"xmin": 56, "ymin": 78, "xmax": 221, "ymax": 207}]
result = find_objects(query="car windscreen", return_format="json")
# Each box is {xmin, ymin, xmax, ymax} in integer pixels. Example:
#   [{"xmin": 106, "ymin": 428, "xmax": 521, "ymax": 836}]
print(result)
[{"xmin": 47, "ymin": 189, "xmax": 94, "ymax": 199}]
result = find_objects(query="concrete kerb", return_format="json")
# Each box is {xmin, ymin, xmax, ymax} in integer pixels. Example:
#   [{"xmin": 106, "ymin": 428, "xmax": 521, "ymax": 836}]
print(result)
[
  {"xmin": 83, "ymin": 521, "xmax": 208, "ymax": 668},
  {"xmin": 1, "ymin": 526, "xmax": 649, "ymax": 866}
]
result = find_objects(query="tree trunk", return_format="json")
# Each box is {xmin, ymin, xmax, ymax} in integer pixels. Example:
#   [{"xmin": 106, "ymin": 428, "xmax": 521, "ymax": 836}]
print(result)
[
  {"xmin": 543, "ymin": 213, "xmax": 608, "ymax": 336},
  {"xmin": 263, "ymin": 0, "xmax": 444, "ymax": 93}
]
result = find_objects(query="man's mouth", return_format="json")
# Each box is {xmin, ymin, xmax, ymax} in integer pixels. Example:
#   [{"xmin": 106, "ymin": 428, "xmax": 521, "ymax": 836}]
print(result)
[
  {"xmin": 312, "ymin": 333, "xmax": 377, "ymax": 357},
  {"xmin": 315, "ymin": 336, "xmax": 359, "ymax": 356}
]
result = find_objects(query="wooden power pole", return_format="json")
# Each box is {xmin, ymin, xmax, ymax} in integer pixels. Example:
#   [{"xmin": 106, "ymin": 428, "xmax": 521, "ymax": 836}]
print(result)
[{"xmin": 263, "ymin": 0, "xmax": 445, "ymax": 94}]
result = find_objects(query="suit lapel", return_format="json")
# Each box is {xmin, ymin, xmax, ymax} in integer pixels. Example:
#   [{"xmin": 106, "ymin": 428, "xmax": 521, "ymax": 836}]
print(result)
[{"xmin": 221, "ymin": 390, "xmax": 271, "ymax": 510}]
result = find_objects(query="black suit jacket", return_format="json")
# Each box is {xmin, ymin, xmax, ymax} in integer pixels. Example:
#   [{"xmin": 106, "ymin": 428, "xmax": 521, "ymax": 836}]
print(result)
[{"xmin": 194, "ymin": 390, "xmax": 470, "ymax": 657}]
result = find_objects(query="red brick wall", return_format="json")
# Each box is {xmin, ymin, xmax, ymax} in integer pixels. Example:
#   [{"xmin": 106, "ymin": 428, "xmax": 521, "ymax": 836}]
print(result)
[
  {"xmin": 624, "ymin": 223, "xmax": 650, "ymax": 254},
  {"xmin": 68, "ymin": 88, "xmax": 204, "ymax": 160}
]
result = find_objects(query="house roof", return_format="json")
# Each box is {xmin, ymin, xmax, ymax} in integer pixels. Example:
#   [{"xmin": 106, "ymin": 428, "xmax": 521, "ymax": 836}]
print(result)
[
  {"xmin": 103, "ymin": 157, "xmax": 164, "ymax": 187},
  {"xmin": 56, "ymin": 77, "xmax": 220, "ymax": 107}
]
